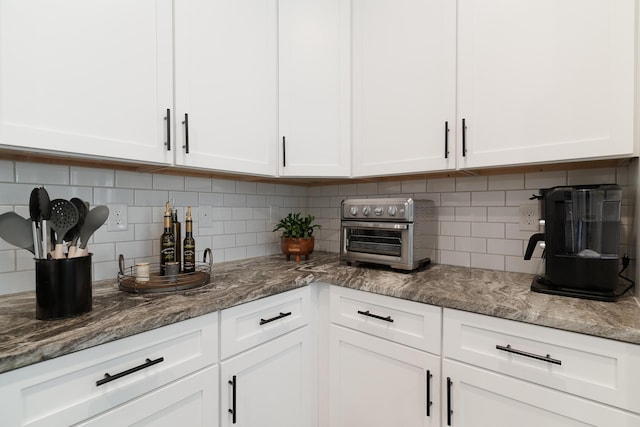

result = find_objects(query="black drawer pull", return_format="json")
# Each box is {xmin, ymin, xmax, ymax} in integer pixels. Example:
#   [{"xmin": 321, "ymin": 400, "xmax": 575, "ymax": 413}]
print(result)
[
  {"xmin": 357, "ymin": 310, "xmax": 394, "ymax": 323},
  {"xmin": 496, "ymin": 344, "xmax": 562, "ymax": 365},
  {"xmin": 164, "ymin": 108, "xmax": 171, "ymax": 151},
  {"xmin": 228, "ymin": 375, "xmax": 237, "ymax": 424},
  {"xmin": 260, "ymin": 311, "xmax": 292, "ymax": 325},
  {"xmin": 182, "ymin": 113, "xmax": 190, "ymax": 154},
  {"xmin": 96, "ymin": 357, "xmax": 164, "ymax": 386}
]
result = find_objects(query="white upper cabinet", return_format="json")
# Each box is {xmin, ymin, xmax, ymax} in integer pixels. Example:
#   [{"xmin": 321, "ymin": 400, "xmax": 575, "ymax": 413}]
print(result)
[
  {"xmin": 0, "ymin": 0, "xmax": 174, "ymax": 164},
  {"xmin": 351, "ymin": 0, "xmax": 456, "ymax": 177},
  {"xmin": 457, "ymin": 0, "xmax": 637, "ymax": 169},
  {"xmin": 278, "ymin": 0, "xmax": 351, "ymax": 177},
  {"xmin": 174, "ymin": 0, "xmax": 278, "ymax": 176}
]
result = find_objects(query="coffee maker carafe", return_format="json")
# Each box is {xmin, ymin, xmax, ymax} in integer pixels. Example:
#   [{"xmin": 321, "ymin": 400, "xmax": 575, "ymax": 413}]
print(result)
[{"xmin": 525, "ymin": 184, "xmax": 622, "ymax": 301}]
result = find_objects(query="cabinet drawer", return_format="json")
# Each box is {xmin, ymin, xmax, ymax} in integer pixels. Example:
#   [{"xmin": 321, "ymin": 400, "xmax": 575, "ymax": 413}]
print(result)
[
  {"xmin": 220, "ymin": 287, "xmax": 311, "ymax": 359},
  {"xmin": 0, "ymin": 312, "xmax": 218, "ymax": 427},
  {"xmin": 330, "ymin": 286, "xmax": 441, "ymax": 354},
  {"xmin": 443, "ymin": 308, "xmax": 640, "ymax": 414}
]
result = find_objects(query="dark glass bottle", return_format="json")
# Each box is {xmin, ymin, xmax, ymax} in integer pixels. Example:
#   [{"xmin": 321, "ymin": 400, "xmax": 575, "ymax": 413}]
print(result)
[
  {"xmin": 160, "ymin": 202, "xmax": 175, "ymax": 275},
  {"xmin": 171, "ymin": 206, "xmax": 182, "ymax": 272},
  {"xmin": 183, "ymin": 206, "xmax": 196, "ymax": 273}
]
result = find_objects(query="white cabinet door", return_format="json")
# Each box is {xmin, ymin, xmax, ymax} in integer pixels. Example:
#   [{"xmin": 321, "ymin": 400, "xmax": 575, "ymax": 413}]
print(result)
[
  {"xmin": 220, "ymin": 327, "xmax": 313, "ymax": 427},
  {"xmin": 351, "ymin": 0, "xmax": 456, "ymax": 177},
  {"xmin": 443, "ymin": 360, "xmax": 640, "ymax": 427},
  {"xmin": 329, "ymin": 324, "xmax": 440, "ymax": 427},
  {"xmin": 0, "ymin": 0, "xmax": 173, "ymax": 164},
  {"xmin": 174, "ymin": 0, "xmax": 278, "ymax": 176},
  {"xmin": 76, "ymin": 365, "xmax": 219, "ymax": 427},
  {"xmin": 278, "ymin": 0, "xmax": 351, "ymax": 177},
  {"xmin": 457, "ymin": 0, "xmax": 636, "ymax": 169}
]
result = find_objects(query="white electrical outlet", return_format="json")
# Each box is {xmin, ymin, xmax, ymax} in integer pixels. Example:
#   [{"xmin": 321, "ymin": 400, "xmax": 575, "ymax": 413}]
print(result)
[
  {"xmin": 107, "ymin": 204, "xmax": 128, "ymax": 231},
  {"xmin": 519, "ymin": 204, "xmax": 539, "ymax": 231}
]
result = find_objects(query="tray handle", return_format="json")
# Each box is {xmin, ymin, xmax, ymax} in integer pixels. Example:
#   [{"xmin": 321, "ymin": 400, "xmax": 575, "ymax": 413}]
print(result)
[{"xmin": 203, "ymin": 248, "xmax": 213, "ymax": 269}]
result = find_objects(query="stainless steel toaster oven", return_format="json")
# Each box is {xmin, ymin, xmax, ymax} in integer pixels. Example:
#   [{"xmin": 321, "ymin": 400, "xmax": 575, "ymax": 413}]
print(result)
[{"xmin": 340, "ymin": 198, "xmax": 435, "ymax": 270}]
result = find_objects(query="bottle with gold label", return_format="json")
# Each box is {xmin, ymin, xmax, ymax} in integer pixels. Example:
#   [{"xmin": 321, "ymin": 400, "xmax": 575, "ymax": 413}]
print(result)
[
  {"xmin": 183, "ymin": 206, "xmax": 196, "ymax": 273},
  {"xmin": 160, "ymin": 201, "xmax": 175, "ymax": 275}
]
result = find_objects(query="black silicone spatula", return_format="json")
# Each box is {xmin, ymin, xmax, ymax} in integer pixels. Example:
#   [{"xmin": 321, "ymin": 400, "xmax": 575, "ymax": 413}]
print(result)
[
  {"xmin": 50, "ymin": 199, "xmax": 79, "ymax": 259},
  {"xmin": 29, "ymin": 188, "xmax": 41, "ymax": 258},
  {"xmin": 65, "ymin": 198, "xmax": 87, "ymax": 257},
  {"xmin": 72, "ymin": 205, "xmax": 109, "ymax": 258}
]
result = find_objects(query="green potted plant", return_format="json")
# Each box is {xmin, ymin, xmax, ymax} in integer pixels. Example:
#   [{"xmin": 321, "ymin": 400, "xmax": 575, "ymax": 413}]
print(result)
[{"xmin": 273, "ymin": 212, "xmax": 322, "ymax": 262}]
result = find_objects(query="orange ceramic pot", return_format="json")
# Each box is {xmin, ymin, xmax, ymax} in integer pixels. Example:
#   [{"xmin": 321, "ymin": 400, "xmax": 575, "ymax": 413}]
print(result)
[{"xmin": 280, "ymin": 236, "xmax": 315, "ymax": 263}]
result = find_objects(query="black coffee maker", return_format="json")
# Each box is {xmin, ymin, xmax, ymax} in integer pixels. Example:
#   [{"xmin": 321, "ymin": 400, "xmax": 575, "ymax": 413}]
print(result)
[{"xmin": 525, "ymin": 184, "xmax": 622, "ymax": 301}]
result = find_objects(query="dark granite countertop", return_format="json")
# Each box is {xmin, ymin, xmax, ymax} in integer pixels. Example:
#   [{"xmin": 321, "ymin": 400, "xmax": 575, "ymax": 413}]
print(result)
[{"xmin": 1, "ymin": 252, "xmax": 639, "ymax": 374}]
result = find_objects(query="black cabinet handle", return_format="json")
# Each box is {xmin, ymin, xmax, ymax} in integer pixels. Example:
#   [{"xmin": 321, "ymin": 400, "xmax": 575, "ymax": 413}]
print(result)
[
  {"xmin": 260, "ymin": 311, "xmax": 292, "ymax": 325},
  {"xmin": 426, "ymin": 370, "xmax": 432, "ymax": 416},
  {"xmin": 357, "ymin": 310, "xmax": 394, "ymax": 323},
  {"xmin": 447, "ymin": 376, "xmax": 453, "ymax": 426},
  {"xmin": 182, "ymin": 113, "xmax": 190, "ymax": 154},
  {"xmin": 228, "ymin": 375, "xmax": 237, "ymax": 424},
  {"xmin": 444, "ymin": 121, "xmax": 450, "ymax": 159},
  {"xmin": 165, "ymin": 109, "xmax": 171, "ymax": 151},
  {"xmin": 461, "ymin": 118, "xmax": 467, "ymax": 157},
  {"xmin": 496, "ymin": 344, "xmax": 562, "ymax": 365},
  {"xmin": 282, "ymin": 136, "xmax": 287, "ymax": 167},
  {"xmin": 96, "ymin": 357, "xmax": 164, "ymax": 386}
]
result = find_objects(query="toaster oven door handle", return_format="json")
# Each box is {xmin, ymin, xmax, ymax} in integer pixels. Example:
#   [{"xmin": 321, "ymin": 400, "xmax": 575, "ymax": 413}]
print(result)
[{"xmin": 343, "ymin": 221, "xmax": 409, "ymax": 230}]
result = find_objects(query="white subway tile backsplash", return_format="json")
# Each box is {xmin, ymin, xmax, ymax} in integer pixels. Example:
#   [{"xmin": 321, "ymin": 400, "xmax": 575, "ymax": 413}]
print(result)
[
  {"xmin": 441, "ymin": 221, "xmax": 471, "ymax": 237},
  {"xmin": 471, "ymin": 222, "xmax": 504, "ymax": 239},
  {"xmin": 427, "ymin": 177, "xmax": 455, "ymax": 193},
  {"xmin": 0, "ymin": 251, "xmax": 15, "ymax": 273},
  {"xmin": 322, "ymin": 185, "xmax": 340, "ymax": 196},
  {"xmin": 487, "ymin": 239, "xmax": 523, "ymax": 256},
  {"xmin": 128, "ymin": 206, "xmax": 152, "ymax": 224},
  {"xmin": 524, "ymin": 171, "xmax": 566, "ymax": 189},
  {"xmin": 185, "ymin": 176, "xmax": 212, "ymax": 192},
  {"xmin": 377, "ymin": 181, "xmax": 401, "ymax": 194},
  {"xmin": 16, "ymin": 250, "xmax": 35, "ymax": 271},
  {"xmin": 94, "ymin": 188, "xmax": 135, "ymax": 205},
  {"xmin": 505, "ymin": 256, "xmax": 542, "ymax": 275},
  {"xmin": 455, "ymin": 237, "xmax": 486, "ymax": 253},
  {"xmin": 89, "ymin": 243, "xmax": 116, "ymax": 263},
  {"xmin": 71, "ymin": 167, "xmax": 114, "ymax": 187},
  {"xmin": 135, "ymin": 189, "xmax": 169, "ymax": 206},
  {"xmin": 236, "ymin": 233, "xmax": 257, "ymax": 246},
  {"xmin": 224, "ymin": 194, "xmax": 246, "ymax": 207},
  {"xmin": 488, "ymin": 207, "xmax": 519, "ymax": 223},
  {"xmin": 116, "ymin": 171, "xmax": 153, "ymax": 189},
  {"xmin": 15, "ymin": 162, "xmax": 69, "ymax": 185},
  {"xmin": 440, "ymin": 250, "xmax": 470, "ymax": 267},
  {"xmin": 471, "ymin": 191, "xmax": 505, "ymax": 206},
  {"xmin": 214, "ymin": 234, "xmax": 236, "ymax": 249},
  {"xmin": 236, "ymin": 181, "xmax": 257, "ymax": 195},
  {"xmin": 0, "ymin": 183, "xmax": 43, "ymax": 204},
  {"xmin": 153, "ymin": 174, "xmax": 184, "ymax": 191},
  {"xmin": 471, "ymin": 253, "xmax": 504, "ymax": 270},
  {"xmin": 488, "ymin": 174, "xmax": 524, "ymax": 190},
  {"xmin": 93, "ymin": 260, "xmax": 119, "ymax": 281},
  {"xmin": 505, "ymin": 223, "xmax": 539, "ymax": 240},
  {"xmin": 505, "ymin": 190, "xmax": 538, "ymax": 206},
  {"xmin": 441, "ymin": 192, "xmax": 471, "ymax": 207},
  {"xmin": 437, "ymin": 236, "xmax": 455, "ymax": 251},
  {"xmin": 47, "ymin": 186, "xmax": 94, "ymax": 204},
  {"xmin": 225, "ymin": 247, "xmax": 247, "ymax": 262},
  {"xmin": 357, "ymin": 183, "xmax": 378, "ymax": 195},
  {"xmin": 401, "ymin": 180, "xmax": 427, "ymax": 193},
  {"xmin": 257, "ymin": 183, "xmax": 276, "ymax": 196},
  {"xmin": 568, "ymin": 168, "xmax": 616, "ymax": 186},
  {"xmin": 0, "ymin": 271, "xmax": 34, "ymax": 295},
  {"xmin": 456, "ymin": 176, "xmax": 487, "ymax": 191},
  {"xmin": 116, "ymin": 240, "xmax": 153, "ymax": 259},
  {"xmin": 134, "ymin": 223, "xmax": 161, "ymax": 241},
  {"xmin": 224, "ymin": 220, "xmax": 246, "ymax": 234},
  {"xmin": 0, "ymin": 160, "xmax": 14, "ymax": 182},
  {"xmin": 212, "ymin": 179, "xmax": 236, "ymax": 194},
  {"xmin": 232, "ymin": 207, "xmax": 254, "ymax": 221},
  {"xmin": 169, "ymin": 191, "xmax": 198, "ymax": 208},
  {"xmin": 247, "ymin": 220, "xmax": 268, "ymax": 233},
  {"xmin": 455, "ymin": 207, "xmax": 487, "ymax": 222},
  {"xmin": 247, "ymin": 195, "xmax": 267, "ymax": 208}
]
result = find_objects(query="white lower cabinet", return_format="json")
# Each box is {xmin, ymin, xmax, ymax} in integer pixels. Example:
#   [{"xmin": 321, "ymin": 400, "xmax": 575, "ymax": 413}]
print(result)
[
  {"xmin": 329, "ymin": 324, "xmax": 440, "ymax": 427},
  {"xmin": 0, "ymin": 312, "xmax": 219, "ymax": 427},
  {"xmin": 77, "ymin": 365, "xmax": 219, "ymax": 427},
  {"xmin": 443, "ymin": 308, "xmax": 640, "ymax": 426},
  {"xmin": 443, "ymin": 360, "xmax": 640, "ymax": 427},
  {"xmin": 220, "ymin": 327, "xmax": 313, "ymax": 427}
]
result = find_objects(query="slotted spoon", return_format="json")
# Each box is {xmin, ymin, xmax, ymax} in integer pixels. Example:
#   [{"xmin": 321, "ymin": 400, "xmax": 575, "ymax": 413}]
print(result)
[{"xmin": 50, "ymin": 199, "xmax": 79, "ymax": 259}]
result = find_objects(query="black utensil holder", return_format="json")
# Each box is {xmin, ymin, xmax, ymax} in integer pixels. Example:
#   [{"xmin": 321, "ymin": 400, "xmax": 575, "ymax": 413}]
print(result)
[{"xmin": 35, "ymin": 254, "xmax": 92, "ymax": 320}]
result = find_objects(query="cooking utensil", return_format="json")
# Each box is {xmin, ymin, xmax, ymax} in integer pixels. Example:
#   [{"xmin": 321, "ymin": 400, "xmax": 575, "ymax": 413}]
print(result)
[
  {"xmin": 50, "ymin": 199, "xmax": 79, "ymax": 259},
  {"xmin": 29, "ymin": 188, "xmax": 42, "ymax": 258},
  {"xmin": 0, "ymin": 212, "xmax": 35, "ymax": 254},
  {"xmin": 71, "ymin": 205, "xmax": 109, "ymax": 258},
  {"xmin": 65, "ymin": 198, "xmax": 87, "ymax": 257},
  {"xmin": 38, "ymin": 187, "xmax": 51, "ymax": 255}
]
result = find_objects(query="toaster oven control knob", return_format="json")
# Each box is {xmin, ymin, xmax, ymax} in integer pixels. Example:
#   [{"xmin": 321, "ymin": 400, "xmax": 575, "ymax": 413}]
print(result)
[
  {"xmin": 349, "ymin": 206, "xmax": 358, "ymax": 216},
  {"xmin": 374, "ymin": 206, "xmax": 384, "ymax": 216},
  {"xmin": 387, "ymin": 205, "xmax": 398, "ymax": 216},
  {"xmin": 362, "ymin": 206, "xmax": 371, "ymax": 216}
]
